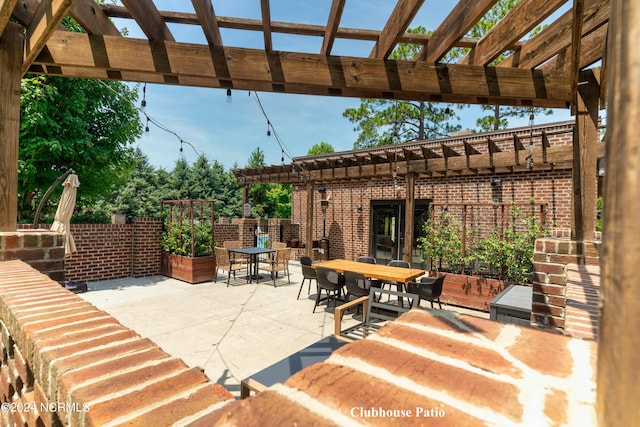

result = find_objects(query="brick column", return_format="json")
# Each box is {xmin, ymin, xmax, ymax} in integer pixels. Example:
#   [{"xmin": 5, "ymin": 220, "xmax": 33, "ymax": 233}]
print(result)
[
  {"xmin": 532, "ymin": 237, "xmax": 600, "ymax": 331},
  {"xmin": 0, "ymin": 231, "xmax": 65, "ymax": 282}
]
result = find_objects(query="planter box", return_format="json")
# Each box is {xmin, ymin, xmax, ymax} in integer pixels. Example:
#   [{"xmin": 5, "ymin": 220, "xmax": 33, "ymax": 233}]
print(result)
[
  {"xmin": 436, "ymin": 272, "xmax": 507, "ymax": 312},
  {"xmin": 161, "ymin": 253, "xmax": 216, "ymax": 284}
]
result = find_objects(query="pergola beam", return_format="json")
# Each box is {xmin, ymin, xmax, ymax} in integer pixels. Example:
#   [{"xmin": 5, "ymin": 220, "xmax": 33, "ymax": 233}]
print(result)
[
  {"xmin": 70, "ymin": 0, "xmax": 121, "ymax": 36},
  {"xmin": 22, "ymin": 0, "xmax": 74, "ymax": 74},
  {"xmin": 260, "ymin": 0, "xmax": 272, "ymax": 51},
  {"xmin": 32, "ymin": 31, "xmax": 573, "ymax": 108},
  {"xmin": 191, "ymin": 0, "xmax": 223, "ymax": 46},
  {"xmin": 417, "ymin": 0, "xmax": 498, "ymax": 63},
  {"xmin": 461, "ymin": 0, "xmax": 568, "ymax": 66},
  {"xmin": 320, "ymin": 0, "xmax": 345, "ymax": 55},
  {"xmin": 120, "ymin": 0, "xmax": 173, "ymax": 42},
  {"xmin": 497, "ymin": 0, "xmax": 609, "ymax": 69},
  {"xmin": 235, "ymin": 144, "xmax": 606, "ymax": 185},
  {"xmin": 369, "ymin": 0, "xmax": 424, "ymax": 59},
  {"xmin": 0, "ymin": 0, "xmax": 18, "ymax": 36}
]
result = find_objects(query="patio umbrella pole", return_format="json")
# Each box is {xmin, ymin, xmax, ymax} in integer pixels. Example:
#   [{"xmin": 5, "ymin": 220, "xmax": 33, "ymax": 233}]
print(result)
[{"xmin": 33, "ymin": 169, "xmax": 75, "ymax": 228}]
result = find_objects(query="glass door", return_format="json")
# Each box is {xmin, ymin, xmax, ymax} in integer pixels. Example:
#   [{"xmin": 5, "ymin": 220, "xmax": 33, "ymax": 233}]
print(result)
[
  {"xmin": 371, "ymin": 200, "xmax": 430, "ymax": 267},
  {"xmin": 372, "ymin": 204, "xmax": 403, "ymax": 264}
]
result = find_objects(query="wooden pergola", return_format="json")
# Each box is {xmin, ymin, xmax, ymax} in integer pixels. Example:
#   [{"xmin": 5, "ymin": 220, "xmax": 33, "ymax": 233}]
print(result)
[{"xmin": 0, "ymin": 0, "xmax": 635, "ymax": 424}]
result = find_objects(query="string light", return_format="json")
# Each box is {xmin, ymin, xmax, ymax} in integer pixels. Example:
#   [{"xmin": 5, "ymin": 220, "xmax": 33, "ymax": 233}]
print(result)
[
  {"xmin": 526, "ymin": 109, "xmax": 535, "ymax": 169},
  {"xmin": 141, "ymin": 83, "xmax": 147, "ymax": 110},
  {"xmin": 97, "ymin": 80, "xmax": 212, "ymax": 159},
  {"xmin": 250, "ymin": 91, "xmax": 294, "ymax": 162},
  {"xmin": 226, "ymin": 88, "xmax": 232, "ymax": 103}
]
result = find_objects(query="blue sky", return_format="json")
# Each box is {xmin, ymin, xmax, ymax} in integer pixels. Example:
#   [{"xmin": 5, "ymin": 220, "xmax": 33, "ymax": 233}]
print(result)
[{"xmin": 113, "ymin": 1, "xmax": 573, "ymax": 171}]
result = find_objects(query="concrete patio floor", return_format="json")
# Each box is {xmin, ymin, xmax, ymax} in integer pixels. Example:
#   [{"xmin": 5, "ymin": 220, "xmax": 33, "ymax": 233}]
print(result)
[{"xmin": 79, "ymin": 261, "xmax": 488, "ymax": 398}]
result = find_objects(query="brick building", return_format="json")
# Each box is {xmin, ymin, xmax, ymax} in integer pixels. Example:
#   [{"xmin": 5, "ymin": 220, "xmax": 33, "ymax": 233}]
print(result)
[{"xmin": 237, "ymin": 120, "xmax": 603, "ymax": 266}]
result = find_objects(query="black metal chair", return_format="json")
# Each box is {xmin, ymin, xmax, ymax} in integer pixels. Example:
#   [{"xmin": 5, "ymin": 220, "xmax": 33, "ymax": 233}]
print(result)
[
  {"xmin": 342, "ymin": 270, "xmax": 379, "ymax": 319},
  {"xmin": 407, "ymin": 275, "xmax": 446, "ymax": 309},
  {"xmin": 355, "ymin": 255, "xmax": 380, "ymax": 289},
  {"xmin": 380, "ymin": 259, "xmax": 411, "ymax": 304},
  {"xmin": 313, "ymin": 267, "xmax": 344, "ymax": 313},
  {"xmin": 298, "ymin": 256, "xmax": 317, "ymax": 299},
  {"xmin": 382, "ymin": 259, "xmax": 410, "ymax": 291}
]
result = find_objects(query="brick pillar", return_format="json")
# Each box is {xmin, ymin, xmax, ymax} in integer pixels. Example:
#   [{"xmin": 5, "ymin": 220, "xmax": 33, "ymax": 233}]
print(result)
[
  {"xmin": 0, "ymin": 231, "xmax": 65, "ymax": 282},
  {"xmin": 532, "ymin": 237, "xmax": 600, "ymax": 331},
  {"xmin": 237, "ymin": 218, "xmax": 258, "ymax": 247}
]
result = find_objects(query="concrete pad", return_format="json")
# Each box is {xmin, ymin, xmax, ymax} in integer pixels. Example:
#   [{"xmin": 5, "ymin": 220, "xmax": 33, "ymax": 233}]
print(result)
[{"xmin": 79, "ymin": 261, "xmax": 488, "ymax": 398}]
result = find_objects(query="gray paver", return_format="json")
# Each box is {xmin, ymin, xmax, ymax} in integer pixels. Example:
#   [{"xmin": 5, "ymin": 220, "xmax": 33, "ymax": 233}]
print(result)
[{"xmin": 79, "ymin": 261, "xmax": 487, "ymax": 398}]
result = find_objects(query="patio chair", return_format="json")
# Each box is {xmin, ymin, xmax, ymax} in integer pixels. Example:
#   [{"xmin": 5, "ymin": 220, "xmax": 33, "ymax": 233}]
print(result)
[
  {"xmin": 272, "ymin": 241, "xmax": 287, "ymax": 249},
  {"xmin": 407, "ymin": 275, "xmax": 445, "ymax": 309},
  {"xmin": 313, "ymin": 266, "xmax": 344, "ymax": 313},
  {"xmin": 380, "ymin": 259, "xmax": 411, "ymax": 302},
  {"xmin": 258, "ymin": 248, "xmax": 291, "ymax": 287},
  {"xmin": 355, "ymin": 255, "xmax": 381, "ymax": 288},
  {"xmin": 214, "ymin": 247, "xmax": 248, "ymax": 286},
  {"xmin": 334, "ymin": 287, "xmax": 418, "ymax": 341},
  {"xmin": 298, "ymin": 256, "xmax": 317, "ymax": 299},
  {"xmin": 223, "ymin": 240, "xmax": 249, "ymax": 265},
  {"xmin": 342, "ymin": 270, "xmax": 379, "ymax": 319}
]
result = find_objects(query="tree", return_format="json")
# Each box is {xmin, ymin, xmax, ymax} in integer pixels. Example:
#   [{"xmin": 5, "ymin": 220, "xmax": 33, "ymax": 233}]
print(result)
[
  {"xmin": 171, "ymin": 157, "xmax": 194, "ymax": 199},
  {"xmin": 190, "ymin": 154, "xmax": 215, "ymax": 199},
  {"xmin": 246, "ymin": 147, "xmax": 272, "ymax": 217},
  {"xmin": 212, "ymin": 160, "xmax": 242, "ymax": 218},
  {"xmin": 343, "ymin": 27, "xmax": 461, "ymax": 149},
  {"xmin": 18, "ymin": 75, "xmax": 142, "ymax": 221},
  {"xmin": 307, "ymin": 141, "xmax": 335, "ymax": 155},
  {"xmin": 266, "ymin": 185, "xmax": 292, "ymax": 218},
  {"xmin": 109, "ymin": 148, "xmax": 173, "ymax": 218}
]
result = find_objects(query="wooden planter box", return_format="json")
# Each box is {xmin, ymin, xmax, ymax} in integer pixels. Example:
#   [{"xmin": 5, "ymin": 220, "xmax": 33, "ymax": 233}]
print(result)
[
  {"xmin": 161, "ymin": 253, "xmax": 216, "ymax": 284},
  {"xmin": 436, "ymin": 272, "xmax": 507, "ymax": 312}
]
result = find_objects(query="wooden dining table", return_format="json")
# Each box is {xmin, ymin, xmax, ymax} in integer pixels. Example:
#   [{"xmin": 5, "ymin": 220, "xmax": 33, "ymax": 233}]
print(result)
[{"xmin": 312, "ymin": 259, "xmax": 426, "ymax": 287}]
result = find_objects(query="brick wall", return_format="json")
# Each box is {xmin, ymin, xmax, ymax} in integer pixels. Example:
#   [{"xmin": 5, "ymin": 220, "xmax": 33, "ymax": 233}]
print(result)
[
  {"xmin": 292, "ymin": 169, "xmax": 573, "ymax": 261},
  {"xmin": 0, "ymin": 231, "xmax": 65, "ymax": 282},
  {"xmin": 14, "ymin": 219, "xmax": 298, "ymax": 283},
  {"xmin": 531, "ymin": 237, "xmax": 601, "ymax": 331},
  {"xmin": 0, "ymin": 260, "xmax": 233, "ymax": 426},
  {"xmin": 290, "ymin": 123, "xmax": 580, "ymax": 261},
  {"xmin": 64, "ymin": 224, "xmax": 136, "ymax": 282}
]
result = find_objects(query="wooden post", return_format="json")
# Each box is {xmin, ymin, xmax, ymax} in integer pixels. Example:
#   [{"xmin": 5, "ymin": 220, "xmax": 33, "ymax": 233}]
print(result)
[
  {"xmin": 306, "ymin": 182, "xmax": 314, "ymax": 258},
  {"xmin": 403, "ymin": 172, "xmax": 415, "ymax": 264},
  {"xmin": 572, "ymin": 68, "xmax": 600, "ymax": 242},
  {"xmin": 0, "ymin": 23, "xmax": 22, "ymax": 232},
  {"xmin": 242, "ymin": 186, "xmax": 248, "ymax": 217},
  {"xmin": 597, "ymin": 1, "xmax": 640, "ymax": 425}
]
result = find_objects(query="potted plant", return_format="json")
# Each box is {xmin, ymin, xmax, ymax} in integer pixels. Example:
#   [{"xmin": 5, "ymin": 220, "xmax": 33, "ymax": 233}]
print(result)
[
  {"xmin": 417, "ymin": 204, "xmax": 548, "ymax": 311},
  {"xmin": 161, "ymin": 200, "xmax": 216, "ymax": 284}
]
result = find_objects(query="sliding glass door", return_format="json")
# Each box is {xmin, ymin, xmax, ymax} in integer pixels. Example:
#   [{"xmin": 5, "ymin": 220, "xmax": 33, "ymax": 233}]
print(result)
[{"xmin": 371, "ymin": 200, "xmax": 430, "ymax": 266}]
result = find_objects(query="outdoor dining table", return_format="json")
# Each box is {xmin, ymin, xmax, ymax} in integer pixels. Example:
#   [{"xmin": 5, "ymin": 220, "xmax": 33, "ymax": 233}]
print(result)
[
  {"xmin": 312, "ymin": 259, "xmax": 426, "ymax": 290},
  {"xmin": 228, "ymin": 247, "xmax": 276, "ymax": 284}
]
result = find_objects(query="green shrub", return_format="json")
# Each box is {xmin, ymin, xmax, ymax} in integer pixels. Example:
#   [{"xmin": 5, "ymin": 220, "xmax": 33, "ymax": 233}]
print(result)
[
  {"xmin": 417, "ymin": 211, "xmax": 464, "ymax": 273},
  {"xmin": 161, "ymin": 218, "xmax": 213, "ymax": 257},
  {"xmin": 466, "ymin": 205, "xmax": 547, "ymax": 284}
]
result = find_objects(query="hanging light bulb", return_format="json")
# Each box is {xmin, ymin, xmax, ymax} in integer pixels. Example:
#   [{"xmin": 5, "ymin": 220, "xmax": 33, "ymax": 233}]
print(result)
[
  {"xmin": 444, "ymin": 106, "xmax": 451, "ymax": 116},
  {"xmin": 145, "ymin": 117, "xmax": 150, "ymax": 134},
  {"xmin": 141, "ymin": 83, "xmax": 147, "ymax": 110},
  {"xmin": 281, "ymin": 149, "xmax": 285, "ymax": 163},
  {"xmin": 267, "ymin": 122, "xmax": 271, "ymax": 136},
  {"xmin": 226, "ymin": 88, "xmax": 232, "ymax": 103}
]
